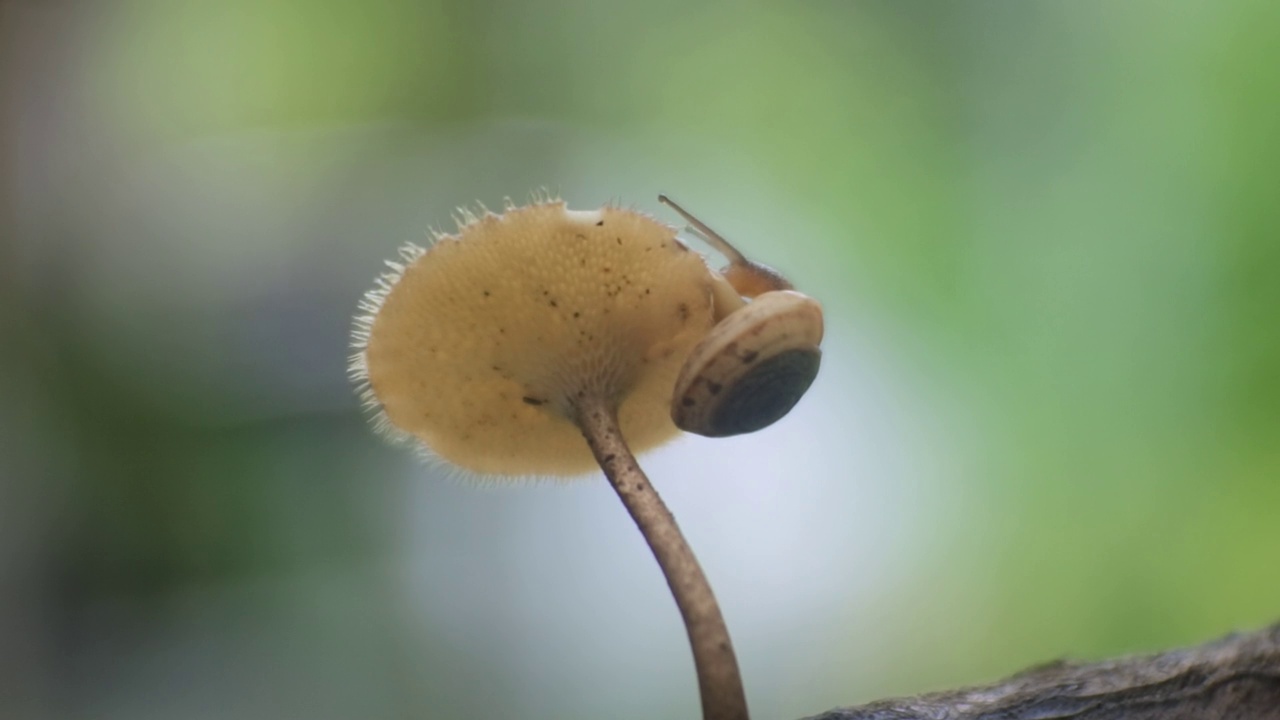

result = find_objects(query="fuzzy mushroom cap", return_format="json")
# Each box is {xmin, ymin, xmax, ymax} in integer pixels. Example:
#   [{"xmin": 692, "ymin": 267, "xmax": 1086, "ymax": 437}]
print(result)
[{"xmin": 352, "ymin": 201, "xmax": 720, "ymax": 478}]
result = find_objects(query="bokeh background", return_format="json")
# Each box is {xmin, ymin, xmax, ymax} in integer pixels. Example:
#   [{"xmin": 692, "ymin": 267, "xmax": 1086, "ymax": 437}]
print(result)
[{"xmin": 3, "ymin": 1, "xmax": 1278, "ymax": 719}]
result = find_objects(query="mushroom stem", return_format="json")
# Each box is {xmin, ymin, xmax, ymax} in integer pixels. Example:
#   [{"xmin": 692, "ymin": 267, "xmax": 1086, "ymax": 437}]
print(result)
[{"xmin": 574, "ymin": 393, "xmax": 750, "ymax": 720}]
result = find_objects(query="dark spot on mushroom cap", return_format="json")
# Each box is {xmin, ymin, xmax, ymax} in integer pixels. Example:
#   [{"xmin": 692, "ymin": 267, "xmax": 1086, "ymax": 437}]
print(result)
[{"xmin": 522, "ymin": 396, "xmax": 546, "ymax": 406}]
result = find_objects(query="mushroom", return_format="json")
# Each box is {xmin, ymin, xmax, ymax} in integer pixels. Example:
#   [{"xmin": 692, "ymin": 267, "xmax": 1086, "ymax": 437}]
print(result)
[{"xmin": 350, "ymin": 195, "xmax": 824, "ymax": 720}]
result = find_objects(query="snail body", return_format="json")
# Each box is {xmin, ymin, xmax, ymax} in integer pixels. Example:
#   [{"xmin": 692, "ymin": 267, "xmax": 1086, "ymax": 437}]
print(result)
[{"xmin": 658, "ymin": 196, "xmax": 825, "ymax": 438}]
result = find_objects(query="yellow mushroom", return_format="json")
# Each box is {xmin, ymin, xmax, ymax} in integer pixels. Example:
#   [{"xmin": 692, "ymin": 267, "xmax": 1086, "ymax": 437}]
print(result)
[{"xmin": 350, "ymin": 195, "xmax": 823, "ymax": 720}]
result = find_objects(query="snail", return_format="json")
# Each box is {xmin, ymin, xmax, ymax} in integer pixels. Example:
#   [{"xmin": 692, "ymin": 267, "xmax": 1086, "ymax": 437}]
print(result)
[
  {"xmin": 350, "ymin": 194, "xmax": 825, "ymax": 720},
  {"xmin": 658, "ymin": 195, "xmax": 824, "ymax": 438}
]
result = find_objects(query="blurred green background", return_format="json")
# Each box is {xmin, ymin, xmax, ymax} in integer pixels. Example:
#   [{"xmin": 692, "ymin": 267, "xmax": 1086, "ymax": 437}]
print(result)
[{"xmin": 2, "ymin": 1, "xmax": 1278, "ymax": 719}]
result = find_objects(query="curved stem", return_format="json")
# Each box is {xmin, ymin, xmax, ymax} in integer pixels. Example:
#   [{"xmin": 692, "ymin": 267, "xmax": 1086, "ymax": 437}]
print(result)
[{"xmin": 574, "ymin": 393, "xmax": 750, "ymax": 720}]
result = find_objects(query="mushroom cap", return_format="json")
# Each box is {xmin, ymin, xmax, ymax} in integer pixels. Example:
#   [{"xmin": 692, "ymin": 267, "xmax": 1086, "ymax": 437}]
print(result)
[{"xmin": 351, "ymin": 200, "xmax": 719, "ymax": 478}]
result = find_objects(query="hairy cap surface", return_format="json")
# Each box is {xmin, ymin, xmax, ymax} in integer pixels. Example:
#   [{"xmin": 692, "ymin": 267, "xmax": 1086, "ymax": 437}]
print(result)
[{"xmin": 352, "ymin": 201, "xmax": 718, "ymax": 477}]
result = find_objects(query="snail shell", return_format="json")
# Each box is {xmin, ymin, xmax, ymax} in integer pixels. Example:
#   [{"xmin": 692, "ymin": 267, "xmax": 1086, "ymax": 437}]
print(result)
[{"xmin": 671, "ymin": 290, "xmax": 824, "ymax": 437}]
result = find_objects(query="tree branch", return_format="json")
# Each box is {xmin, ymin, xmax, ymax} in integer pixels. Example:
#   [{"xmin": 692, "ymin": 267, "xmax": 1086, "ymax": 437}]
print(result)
[{"xmin": 804, "ymin": 622, "xmax": 1280, "ymax": 720}]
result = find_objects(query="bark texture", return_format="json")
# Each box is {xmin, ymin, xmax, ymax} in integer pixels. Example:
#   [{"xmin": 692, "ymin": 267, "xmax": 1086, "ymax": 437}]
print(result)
[{"xmin": 805, "ymin": 622, "xmax": 1280, "ymax": 720}]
